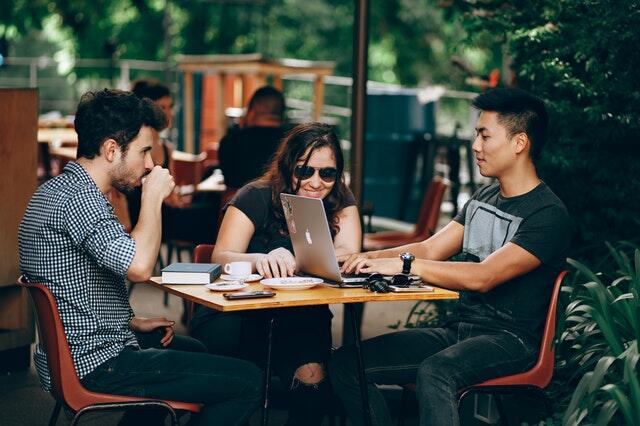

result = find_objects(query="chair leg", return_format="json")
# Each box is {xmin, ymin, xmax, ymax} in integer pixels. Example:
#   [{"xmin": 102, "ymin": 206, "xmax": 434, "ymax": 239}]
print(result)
[
  {"xmin": 48, "ymin": 401, "xmax": 62, "ymax": 426},
  {"xmin": 493, "ymin": 394, "xmax": 509, "ymax": 426}
]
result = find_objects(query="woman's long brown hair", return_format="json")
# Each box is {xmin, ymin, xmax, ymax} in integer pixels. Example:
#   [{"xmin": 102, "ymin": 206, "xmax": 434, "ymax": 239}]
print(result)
[{"xmin": 257, "ymin": 122, "xmax": 352, "ymax": 242}]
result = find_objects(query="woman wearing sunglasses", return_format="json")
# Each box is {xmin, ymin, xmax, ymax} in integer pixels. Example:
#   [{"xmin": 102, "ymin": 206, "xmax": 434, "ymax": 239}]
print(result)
[{"xmin": 190, "ymin": 122, "xmax": 361, "ymax": 425}]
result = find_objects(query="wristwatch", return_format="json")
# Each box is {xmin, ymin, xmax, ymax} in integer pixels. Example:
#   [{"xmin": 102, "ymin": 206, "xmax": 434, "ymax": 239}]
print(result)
[{"xmin": 399, "ymin": 252, "xmax": 415, "ymax": 274}]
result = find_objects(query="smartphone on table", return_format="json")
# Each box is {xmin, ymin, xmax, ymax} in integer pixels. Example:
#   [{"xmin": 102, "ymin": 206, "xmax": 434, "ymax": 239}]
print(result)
[{"xmin": 223, "ymin": 291, "xmax": 276, "ymax": 300}]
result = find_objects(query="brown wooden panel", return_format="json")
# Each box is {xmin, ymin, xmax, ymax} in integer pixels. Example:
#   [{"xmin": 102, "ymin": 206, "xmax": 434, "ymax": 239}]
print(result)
[{"xmin": 0, "ymin": 89, "xmax": 38, "ymax": 286}]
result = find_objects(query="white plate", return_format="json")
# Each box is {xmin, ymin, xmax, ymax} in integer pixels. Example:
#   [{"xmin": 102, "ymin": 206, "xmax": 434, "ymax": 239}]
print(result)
[
  {"xmin": 220, "ymin": 273, "xmax": 263, "ymax": 282},
  {"xmin": 260, "ymin": 277, "xmax": 323, "ymax": 290},
  {"xmin": 205, "ymin": 282, "xmax": 249, "ymax": 292}
]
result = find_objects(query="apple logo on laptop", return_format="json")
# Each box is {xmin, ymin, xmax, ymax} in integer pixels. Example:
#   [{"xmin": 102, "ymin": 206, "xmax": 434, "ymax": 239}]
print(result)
[{"xmin": 305, "ymin": 229, "xmax": 313, "ymax": 245}]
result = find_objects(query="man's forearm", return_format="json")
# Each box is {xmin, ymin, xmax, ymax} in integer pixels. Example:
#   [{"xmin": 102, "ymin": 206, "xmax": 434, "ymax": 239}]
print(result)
[
  {"xmin": 128, "ymin": 195, "xmax": 163, "ymax": 280},
  {"xmin": 369, "ymin": 241, "xmax": 429, "ymax": 260}
]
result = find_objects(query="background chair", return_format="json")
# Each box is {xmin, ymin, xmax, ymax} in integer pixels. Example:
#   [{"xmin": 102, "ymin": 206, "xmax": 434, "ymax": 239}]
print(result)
[
  {"xmin": 18, "ymin": 276, "xmax": 201, "ymax": 426},
  {"xmin": 186, "ymin": 244, "xmax": 216, "ymax": 327},
  {"xmin": 397, "ymin": 270, "xmax": 568, "ymax": 426},
  {"xmin": 363, "ymin": 176, "xmax": 449, "ymax": 251}
]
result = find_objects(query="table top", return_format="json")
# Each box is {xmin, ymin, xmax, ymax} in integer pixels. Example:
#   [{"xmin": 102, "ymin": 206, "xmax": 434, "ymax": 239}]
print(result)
[
  {"xmin": 196, "ymin": 173, "xmax": 227, "ymax": 192},
  {"xmin": 145, "ymin": 277, "xmax": 458, "ymax": 312},
  {"xmin": 48, "ymin": 146, "xmax": 77, "ymax": 161},
  {"xmin": 38, "ymin": 128, "xmax": 78, "ymax": 145}
]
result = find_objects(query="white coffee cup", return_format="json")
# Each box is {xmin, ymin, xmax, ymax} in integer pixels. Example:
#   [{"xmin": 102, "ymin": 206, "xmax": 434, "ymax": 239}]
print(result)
[{"xmin": 224, "ymin": 261, "xmax": 252, "ymax": 278}]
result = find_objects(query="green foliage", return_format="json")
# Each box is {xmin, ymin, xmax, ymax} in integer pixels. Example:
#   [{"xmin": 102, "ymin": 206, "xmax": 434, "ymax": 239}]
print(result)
[
  {"xmin": 454, "ymin": 0, "xmax": 640, "ymax": 261},
  {"xmin": 6, "ymin": 0, "xmax": 484, "ymax": 89},
  {"xmin": 555, "ymin": 243, "xmax": 640, "ymax": 425},
  {"xmin": 389, "ymin": 299, "xmax": 457, "ymax": 330}
]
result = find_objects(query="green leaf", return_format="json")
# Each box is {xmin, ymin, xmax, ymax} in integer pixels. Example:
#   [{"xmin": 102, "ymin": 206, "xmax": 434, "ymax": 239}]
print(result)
[
  {"xmin": 563, "ymin": 371, "xmax": 593, "ymax": 425},
  {"xmin": 589, "ymin": 356, "xmax": 616, "ymax": 393},
  {"xmin": 594, "ymin": 399, "xmax": 620, "ymax": 426},
  {"xmin": 568, "ymin": 258, "xmax": 603, "ymax": 285},
  {"xmin": 601, "ymin": 384, "xmax": 634, "ymax": 425}
]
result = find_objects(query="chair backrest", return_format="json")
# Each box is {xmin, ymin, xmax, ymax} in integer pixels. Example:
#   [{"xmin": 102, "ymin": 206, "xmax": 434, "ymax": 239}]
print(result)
[
  {"xmin": 478, "ymin": 270, "xmax": 568, "ymax": 388},
  {"xmin": 414, "ymin": 176, "xmax": 449, "ymax": 238},
  {"xmin": 193, "ymin": 244, "xmax": 215, "ymax": 264},
  {"xmin": 18, "ymin": 277, "xmax": 93, "ymax": 409}
]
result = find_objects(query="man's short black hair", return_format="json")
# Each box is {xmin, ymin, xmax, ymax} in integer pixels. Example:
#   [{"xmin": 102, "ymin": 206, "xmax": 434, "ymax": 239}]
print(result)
[
  {"xmin": 74, "ymin": 89, "xmax": 166, "ymax": 159},
  {"xmin": 472, "ymin": 88, "xmax": 548, "ymax": 160},
  {"xmin": 248, "ymin": 85, "xmax": 285, "ymax": 121},
  {"xmin": 131, "ymin": 78, "xmax": 171, "ymax": 101}
]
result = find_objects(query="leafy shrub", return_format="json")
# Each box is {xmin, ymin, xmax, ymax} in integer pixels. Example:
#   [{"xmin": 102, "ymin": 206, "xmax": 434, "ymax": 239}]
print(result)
[{"xmin": 556, "ymin": 243, "xmax": 640, "ymax": 425}]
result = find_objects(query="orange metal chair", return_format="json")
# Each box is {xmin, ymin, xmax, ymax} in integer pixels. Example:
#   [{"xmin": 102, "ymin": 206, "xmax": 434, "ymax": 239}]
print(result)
[
  {"xmin": 193, "ymin": 244, "xmax": 215, "ymax": 264},
  {"xmin": 18, "ymin": 276, "xmax": 202, "ymax": 426},
  {"xmin": 183, "ymin": 244, "xmax": 216, "ymax": 326},
  {"xmin": 363, "ymin": 176, "xmax": 449, "ymax": 251},
  {"xmin": 398, "ymin": 270, "xmax": 568, "ymax": 426}
]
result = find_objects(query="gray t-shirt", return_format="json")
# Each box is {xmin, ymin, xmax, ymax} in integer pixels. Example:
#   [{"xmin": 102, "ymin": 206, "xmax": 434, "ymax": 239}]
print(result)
[{"xmin": 451, "ymin": 181, "xmax": 572, "ymax": 342}]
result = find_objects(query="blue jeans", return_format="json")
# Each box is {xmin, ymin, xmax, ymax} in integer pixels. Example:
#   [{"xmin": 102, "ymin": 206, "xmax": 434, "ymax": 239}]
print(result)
[
  {"xmin": 330, "ymin": 322, "xmax": 537, "ymax": 426},
  {"xmin": 81, "ymin": 332, "xmax": 262, "ymax": 426}
]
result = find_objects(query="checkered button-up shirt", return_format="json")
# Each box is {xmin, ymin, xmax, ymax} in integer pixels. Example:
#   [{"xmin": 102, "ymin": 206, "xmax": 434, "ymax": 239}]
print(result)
[{"xmin": 19, "ymin": 162, "xmax": 139, "ymax": 391}]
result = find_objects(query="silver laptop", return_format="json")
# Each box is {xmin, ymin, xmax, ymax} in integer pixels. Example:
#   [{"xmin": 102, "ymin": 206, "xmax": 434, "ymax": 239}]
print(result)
[{"xmin": 280, "ymin": 193, "xmax": 368, "ymax": 287}]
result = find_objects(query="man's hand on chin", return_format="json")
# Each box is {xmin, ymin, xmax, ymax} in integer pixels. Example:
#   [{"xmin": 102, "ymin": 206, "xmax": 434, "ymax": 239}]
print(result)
[{"xmin": 129, "ymin": 316, "xmax": 175, "ymax": 347}]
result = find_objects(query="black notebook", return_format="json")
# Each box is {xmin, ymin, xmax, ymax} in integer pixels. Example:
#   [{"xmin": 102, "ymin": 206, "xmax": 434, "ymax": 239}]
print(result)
[{"xmin": 161, "ymin": 263, "xmax": 221, "ymax": 284}]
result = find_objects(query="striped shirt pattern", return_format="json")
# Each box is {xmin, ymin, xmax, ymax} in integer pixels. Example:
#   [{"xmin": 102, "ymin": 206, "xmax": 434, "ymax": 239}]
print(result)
[{"xmin": 18, "ymin": 162, "xmax": 138, "ymax": 391}]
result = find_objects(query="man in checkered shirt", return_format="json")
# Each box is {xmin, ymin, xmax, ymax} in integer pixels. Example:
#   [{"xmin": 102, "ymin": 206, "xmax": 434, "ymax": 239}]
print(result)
[{"xmin": 19, "ymin": 89, "xmax": 262, "ymax": 425}]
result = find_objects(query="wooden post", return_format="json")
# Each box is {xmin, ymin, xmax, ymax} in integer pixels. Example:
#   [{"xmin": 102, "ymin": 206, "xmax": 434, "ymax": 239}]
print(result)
[
  {"xmin": 214, "ymin": 73, "xmax": 226, "ymax": 142},
  {"xmin": 183, "ymin": 71, "xmax": 194, "ymax": 153},
  {"xmin": 313, "ymin": 75, "xmax": 325, "ymax": 121},
  {"xmin": 272, "ymin": 74, "xmax": 283, "ymax": 91}
]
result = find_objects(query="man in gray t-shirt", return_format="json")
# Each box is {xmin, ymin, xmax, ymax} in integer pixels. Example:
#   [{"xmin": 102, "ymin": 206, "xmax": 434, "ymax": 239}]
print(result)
[{"xmin": 333, "ymin": 88, "xmax": 571, "ymax": 426}]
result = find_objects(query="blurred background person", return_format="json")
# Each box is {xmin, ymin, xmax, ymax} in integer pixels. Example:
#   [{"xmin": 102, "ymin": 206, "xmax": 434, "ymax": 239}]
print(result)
[
  {"xmin": 125, "ymin": 78, "xmax": 184, "ymax": 228},
  {"xmin": 218, "ymin": 85, "xmax": 286, "ymax": 190}
]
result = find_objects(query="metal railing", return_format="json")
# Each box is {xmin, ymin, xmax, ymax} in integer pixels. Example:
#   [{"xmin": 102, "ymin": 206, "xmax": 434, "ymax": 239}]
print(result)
[{"xmin": 0, "ymin": 56, "xmax": 478, "ymax": 140}]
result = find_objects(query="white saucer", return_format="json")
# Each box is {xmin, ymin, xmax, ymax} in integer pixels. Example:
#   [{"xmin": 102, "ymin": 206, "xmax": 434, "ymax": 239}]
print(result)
[
  {"xmin": 205, "ymin": 282, "xmax": 249, "ymax": 292},
  {"xmin": 220, "ymin": 273, "xmax": 263, "ymax": 282},
  {"xmin": 260, "ymin": 277, "xmax": 323, "ymax": 290}
]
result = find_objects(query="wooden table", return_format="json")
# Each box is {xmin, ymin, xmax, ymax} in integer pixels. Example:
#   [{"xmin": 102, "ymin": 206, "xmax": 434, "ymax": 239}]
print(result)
[
  {"xmin": 146, "ymin": 277, "xmax": 458, "ymax": 425},
  {"xmin": 195, "ymin": 172, "xmax": 226, "ymax": 193},
  {"xmin": 37, "ymin": 127, "xmax": 77, "ymax": 145}
]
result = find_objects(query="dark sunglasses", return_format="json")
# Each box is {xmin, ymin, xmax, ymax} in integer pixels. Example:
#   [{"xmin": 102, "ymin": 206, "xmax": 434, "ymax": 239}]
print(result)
[
  {"xmin": 293, "ymin": 165, "xmax": 338, "ymax": 183},
  {"xmin": 364, "ymin": 273, "xmax": 413, "ymax": 292}
]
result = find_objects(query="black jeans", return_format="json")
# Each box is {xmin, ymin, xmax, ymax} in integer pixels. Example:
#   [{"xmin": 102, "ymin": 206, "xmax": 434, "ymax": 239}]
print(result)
[
  {"xmin": 330, "ymin": 322, "xmax": 537, "ymax": 426},
  {"xmin": 80, "ymin": 331, "xmax": 262, "ymax": 426},
  {"xmin": 190, "ymin": 305, "xmax": 334, "ymax": 426}
]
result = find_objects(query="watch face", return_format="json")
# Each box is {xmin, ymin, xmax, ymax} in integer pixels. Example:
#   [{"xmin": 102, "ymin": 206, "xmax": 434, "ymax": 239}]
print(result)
[{"xmin": 400, "ymin": 252, "xmax": 415, "ymax": 261}]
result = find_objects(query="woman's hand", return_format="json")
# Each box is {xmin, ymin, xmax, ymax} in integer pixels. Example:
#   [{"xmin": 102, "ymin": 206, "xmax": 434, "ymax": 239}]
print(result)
[
  {"xmin": 256, "ymin": 248, "xmax": 296, "ymax": 278},
  {"xmin": 129, "ymin": 316, "xmax": 175, "ymax": 347}
]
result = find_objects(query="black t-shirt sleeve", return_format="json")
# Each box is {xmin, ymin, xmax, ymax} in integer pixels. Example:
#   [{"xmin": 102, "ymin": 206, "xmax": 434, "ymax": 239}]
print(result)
[
  {"xmin": 510, "ymin": 204, "xmax": 572, "ymax": 266},
  {"xmin": 229, "ymin": 183, "xmax": 272, "ymax": 231}
]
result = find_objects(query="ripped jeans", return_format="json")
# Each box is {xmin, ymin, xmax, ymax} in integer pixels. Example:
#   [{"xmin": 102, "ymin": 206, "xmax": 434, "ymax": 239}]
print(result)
[
  {"xmin": 191, "ymin": 305, "xmax": 334, "ymax": 426},
  {"xmin": 330, "ymin": 322, "xmax": 538, "ymax": 426}
]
